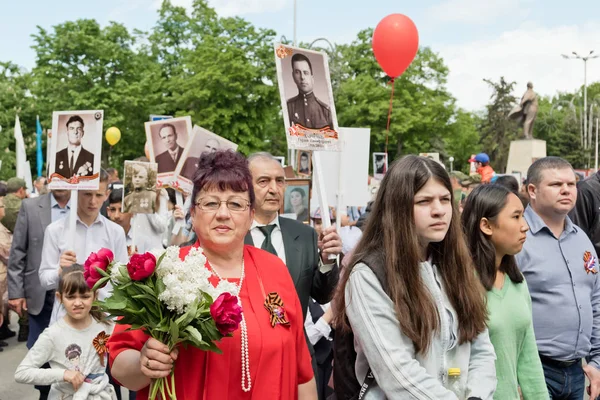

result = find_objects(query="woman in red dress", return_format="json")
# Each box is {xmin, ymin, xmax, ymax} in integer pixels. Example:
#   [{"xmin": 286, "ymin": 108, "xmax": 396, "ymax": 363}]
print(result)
[{"xmin": 107, "ymin": 150, "xmax": 316, "ymax": 399}]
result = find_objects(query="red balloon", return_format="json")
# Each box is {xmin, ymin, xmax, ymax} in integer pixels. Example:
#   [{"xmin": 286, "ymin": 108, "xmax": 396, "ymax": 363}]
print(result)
[{"xmin": 372, "ymin": 14, "xmax": 419, "ymax": 78}]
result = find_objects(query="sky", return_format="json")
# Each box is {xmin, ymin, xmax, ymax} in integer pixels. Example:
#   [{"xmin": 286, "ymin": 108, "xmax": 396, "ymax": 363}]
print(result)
[{"xmin": 1, "ymin": 0, "xmax": 600, "ymax": 111}]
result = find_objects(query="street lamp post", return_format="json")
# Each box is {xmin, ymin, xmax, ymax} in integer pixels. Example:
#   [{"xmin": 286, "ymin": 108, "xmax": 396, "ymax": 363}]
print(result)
[
  {"xmin": 594, "ymin": 118, "xmax": 598, "ymax": 171},
  {"xmin": 562, "ymin": 50, "xmax": 599, "ymax": 150},
  {"xmin": 449, "ymin": 156, "xmax": 454, "ymax": 172}
]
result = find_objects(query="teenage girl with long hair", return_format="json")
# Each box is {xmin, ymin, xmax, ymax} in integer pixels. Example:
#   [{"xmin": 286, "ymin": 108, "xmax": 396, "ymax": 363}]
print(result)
[
  {"xmin": 333, "ymin": 155, "xmax": 497, "ymax": 399},
  {"xmin": 462, "ymin": 184, "xmax": 547, "ymax": 399}
]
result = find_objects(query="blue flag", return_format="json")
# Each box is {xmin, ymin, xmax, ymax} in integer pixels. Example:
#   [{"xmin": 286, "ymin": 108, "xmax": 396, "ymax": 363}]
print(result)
[{"xmin": 36, "ymin": 116, "xmax": 43, "ymax": 177}]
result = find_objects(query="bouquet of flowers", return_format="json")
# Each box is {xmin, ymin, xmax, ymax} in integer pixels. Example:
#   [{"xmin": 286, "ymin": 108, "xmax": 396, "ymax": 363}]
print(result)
[{"xmin": 85, "ymin": 246, "xmax": 243, "ymax": 400}]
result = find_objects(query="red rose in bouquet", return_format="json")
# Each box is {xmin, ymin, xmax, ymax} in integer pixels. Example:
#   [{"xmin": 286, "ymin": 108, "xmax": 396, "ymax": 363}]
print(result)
[
  {"xmin": 127, "ymin": 252, "xmax": 157, "ymax": 281},
  {"xmin": 84, "ymin": 248, "xmax": 114, "ymax": 288},
  {"xmin": 210, "ymin": 292, "xmax": 243, "ymax": 336}
]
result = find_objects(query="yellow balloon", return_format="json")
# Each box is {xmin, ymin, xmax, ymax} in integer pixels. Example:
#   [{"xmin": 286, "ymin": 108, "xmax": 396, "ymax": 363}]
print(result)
[{"xmin": 105, "ymin": 126, "xmax": 121, "ymax": 146}]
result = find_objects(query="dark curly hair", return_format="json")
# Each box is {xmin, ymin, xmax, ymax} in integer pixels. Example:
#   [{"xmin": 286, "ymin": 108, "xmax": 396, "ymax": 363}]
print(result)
[
  {"xmin": 190, "ymin": 150, "xmax": 255, "ymax": 208},
  {"xmin": 65, "ymin": 343, "xmax": 82, "ymax": 360}
]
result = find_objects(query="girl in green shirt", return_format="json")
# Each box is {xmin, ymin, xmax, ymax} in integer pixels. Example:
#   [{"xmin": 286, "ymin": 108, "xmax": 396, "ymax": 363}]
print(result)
[{"xmin": 462, "ymin": 184, "xmax": 548, "ymax": 399}]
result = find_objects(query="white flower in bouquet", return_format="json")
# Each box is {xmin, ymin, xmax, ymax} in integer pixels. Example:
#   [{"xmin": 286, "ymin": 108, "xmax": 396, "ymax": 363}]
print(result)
[{"xmin": 109, "ymin": 262, "xmax": 130, "ymax": 285}]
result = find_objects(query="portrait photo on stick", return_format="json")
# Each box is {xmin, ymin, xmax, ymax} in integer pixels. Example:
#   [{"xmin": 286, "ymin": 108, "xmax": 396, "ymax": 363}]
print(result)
[
  {"xmin": 145, "ymin": 116, "xmax": 192, "ymax": 187},
  {"xmin": 48, "ymin": 110, "xmax": 103, "ymax": 190},
  {"xmin": 373, "ymin": 152, "xmax": 388, "ymax": 179},
  {"xmin": 177, "ymin": 125, "xmax": 238, "ymax": 193},
  {"xmin": 122, "ymin": 161, "xmax": 158, "ymax": 214},
  {"xmin": 275, "ymin": 44, "xmax": 340, "ymax": 151},
  {"xmin": 296, "ymin": 150, "xmax": 312, "ymax": 176}
]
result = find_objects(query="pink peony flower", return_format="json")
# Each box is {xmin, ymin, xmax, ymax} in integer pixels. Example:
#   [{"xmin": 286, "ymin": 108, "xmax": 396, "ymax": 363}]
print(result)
[
  {"xmin": 126, "ymin": 252, "xmax": 156, "ymax": 281},
  {"xmin": 83, "ymin": 248, "xmax": 115, "ymax": 288},
  {"xmin": 210, "ymin": 293, "xmax": 243, "ymax": 336}
]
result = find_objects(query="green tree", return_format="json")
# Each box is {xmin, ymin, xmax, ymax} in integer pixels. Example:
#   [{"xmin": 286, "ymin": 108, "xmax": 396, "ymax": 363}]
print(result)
[
  {"xmin": 479, "ymin": 77, "xmax": 519, "ymax": 172},
  {"xmin": 149, "ymin": 0, "xmax": 281, "ymax": 154},
  {"xmin": 534, "ymin": 94, "xmax": 587, "ymax": 168},
  {"xmin": 443, "ymin": 110, "xmax": 483, "ymax": 172},
  {"xmin": 29, "ymin": 19, "xmax": 164, "ymax": 170},
  {"xmin": 0, "ymin": 62, "xmax": 36, "ymax": 181}
]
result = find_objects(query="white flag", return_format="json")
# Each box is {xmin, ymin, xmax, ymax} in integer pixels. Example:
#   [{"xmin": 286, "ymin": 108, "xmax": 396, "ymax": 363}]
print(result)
[{"xmin": 14, "ymin": 115, "xmax": 27, "ymax": 180}]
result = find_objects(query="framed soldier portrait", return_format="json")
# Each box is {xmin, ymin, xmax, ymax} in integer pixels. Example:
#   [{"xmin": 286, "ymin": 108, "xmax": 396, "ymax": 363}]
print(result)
[
  {"xmin": 274, "ymin": 44, "xmax": 340, "ymax": 152},
  {"xmin": 48, "ymin": 110, "xmax": 104, "ymax": 190},
  {"xmin": 122, "ymin": 161, "xmax": 158, "ymax": 214},
  {"xmin": 274, "ymin": 156, "xmax": 286, "ymax": 166},
  {"xmin": 144, "ymin": 116, "xmax": 193, "ymax": 189},
  {"xmin": 176, "ymin": 125, "xmax": 239, "ymax": 194},
  {"xmin": 373, "ymin": 152, "xmax": 388, "ymax": 180},
  {"xmin": 280, "ymin": 178, "xmax": 311, "ymax": 224},
  {"xmin": 296, "ymin": 150, "xmax": 312, "ymax": 176}
]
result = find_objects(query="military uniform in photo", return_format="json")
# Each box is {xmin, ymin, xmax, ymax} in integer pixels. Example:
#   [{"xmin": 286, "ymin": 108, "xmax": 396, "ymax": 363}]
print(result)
[
  {"xmin": 123, "ymin": 189, "xmax": 156, "ymax": 214},
  {"xmin": 54, "ymin": 146, "xmax": 94, "ymax": 179},
  {"xmin": 287, "ymin": 92, "xmax": 333, "ymax": 130}
]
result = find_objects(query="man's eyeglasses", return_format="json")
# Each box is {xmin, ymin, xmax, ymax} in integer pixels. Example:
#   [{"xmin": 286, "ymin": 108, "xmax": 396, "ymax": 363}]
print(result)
[{"xmin": 195, "ymin": 198, "xmax": 250, "ymax": 212}]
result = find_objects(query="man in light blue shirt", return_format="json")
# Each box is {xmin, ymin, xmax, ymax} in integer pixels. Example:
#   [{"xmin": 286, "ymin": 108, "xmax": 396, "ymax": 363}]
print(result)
[{"xmin": 516, "ymin": 156, "xmax": 600, "ymax": 399}]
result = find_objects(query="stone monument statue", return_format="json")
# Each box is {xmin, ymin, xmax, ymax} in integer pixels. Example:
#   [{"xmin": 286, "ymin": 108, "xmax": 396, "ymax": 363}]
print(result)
[{"xmin": 508, "ymin": 82, "xmax": 539, "ymax": 140}]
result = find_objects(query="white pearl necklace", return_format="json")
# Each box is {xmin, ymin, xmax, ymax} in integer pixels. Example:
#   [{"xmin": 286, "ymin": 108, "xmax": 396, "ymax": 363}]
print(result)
[{"xmin": 210, "ymin": 259, "xmax": 252, "ymax": 392}]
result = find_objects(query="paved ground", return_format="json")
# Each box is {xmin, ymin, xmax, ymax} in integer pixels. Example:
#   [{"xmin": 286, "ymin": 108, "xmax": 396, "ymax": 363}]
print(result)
[
  {"xmin": 0, "ymin": 313, "xmax": 131, "ymax": 400},
  {"xmin": 1, "ymin": 313, "xmax": 38, "ymax": 400},
  {"xmin": 1, "ymin": 313, "xmax": 593, "ymax": 400}
]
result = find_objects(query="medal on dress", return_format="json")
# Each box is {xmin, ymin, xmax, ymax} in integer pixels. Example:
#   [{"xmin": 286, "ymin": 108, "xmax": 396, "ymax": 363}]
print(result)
[
  {"xmin": 92, "ymin": 331, "xmax": 110, "ymax": 366},
  {"xmin": 264, "ymin": 292, "xmax": 290, "ymax": 327},
  {"xmin": 584, "ymin": 250, "xmax": 598, "ymax": 274}
]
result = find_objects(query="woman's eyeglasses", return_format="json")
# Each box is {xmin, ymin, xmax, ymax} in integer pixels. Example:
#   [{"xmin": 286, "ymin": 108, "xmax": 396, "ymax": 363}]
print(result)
[{"xmin": 195, "ymin": 198, "xmax": 250, "ymax": 212}]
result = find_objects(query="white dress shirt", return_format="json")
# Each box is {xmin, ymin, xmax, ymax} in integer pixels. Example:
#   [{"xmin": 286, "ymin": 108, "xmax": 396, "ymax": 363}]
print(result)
[
  {"xmin": 38, "ymin": 213, "xmax": 128, "ymax": 324},
  {"xmin": 67, "ymin": 145, "xmax": 82, "ymax": 168},
  {"xmin": 126, "ymin": 224, "xmax": 154, "ymax": 255},
  {"xmin": 305, "ymin": 302, "xmax": 332, "ymax": 345},
  {"xmin": 250, "ymin": 214, "xmax": 334, "ymax": 273},
  {"xmin": 250, "ymin": 215, "xmax": 286, "ymax": 264}
]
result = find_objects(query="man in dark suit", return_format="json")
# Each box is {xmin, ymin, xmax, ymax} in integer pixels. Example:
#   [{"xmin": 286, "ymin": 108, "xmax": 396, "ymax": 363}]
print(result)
[
  {"xmin": 155, "ymin": 123, "xmax": 184, "ymax": 173},
  {"xmin": 54, "ymin": 115, "xmax": 94, "ymax": 179},
  {"xmin": 245, "ymin": 152, "xmax": 341, "ymax": 316},
  {"xmin": 8, "ymin": 190, "xmax": 71, "ymax": 399},
  {"xmin": 287, "ymin": 53, "xmax": 334, "ymax": 130}
]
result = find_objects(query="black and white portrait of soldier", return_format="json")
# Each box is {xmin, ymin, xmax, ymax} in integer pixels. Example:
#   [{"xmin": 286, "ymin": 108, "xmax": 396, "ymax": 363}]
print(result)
[
  {"xmin": 286, "ymin": 53, "xmax": 334, "ymax": 130},
  {"xmin": 297, "ymin": 151, "xmax": 311, "ymax": 175},
  {"xmin": 373, "ymin": 153, "xmax": 388, "ymax": 176}
]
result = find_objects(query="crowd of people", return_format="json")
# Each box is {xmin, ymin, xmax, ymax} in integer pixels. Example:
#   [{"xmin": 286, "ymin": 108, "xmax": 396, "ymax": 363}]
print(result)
[{"xmin": 1, "ymin": 150, "xmax": 600, "ymax": 400}]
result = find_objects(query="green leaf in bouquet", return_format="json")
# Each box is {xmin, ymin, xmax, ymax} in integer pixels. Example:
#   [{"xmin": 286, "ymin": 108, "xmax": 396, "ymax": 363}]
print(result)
[
  {"xmin": 92, "ymin": 277, "xmax": 111, "ymax": 292},
  {"xmin": 153, "ymin": 318, "xmax": 170, "ymax": 333},
  {"xmin": 174, "ymin": 301, "xmax": 198, "ymax": 327},
  {"xmin": 197, "ymin": 319, "xmax": 221, "ymax": 342},
  {"xmin": 136, "ymin": 282, "xmax": 157, "ymax": 297},
  {"xmin": 103, "ymin": 297, "xmax": 127, "ymax": 310},
  {"xmin": 156, "ymin": 276, "xmax": 166, "ymax": 294},
  {"xmin": 156, "ymin": 251, "xmax": 167, "ymax": 267},
  {"xmin": 96, "ymin": 266, "xmax": 110, "ymax": 278},
  {"xmin": 183, "ymin": 326, "xmax": 204, "ymax": 347},
  {"xmin": 132, "ymin": 293, "xmax": 159, "ymax": 303},
  {"xmin": 118, "ymin": 281, "xmax": 133, "ymax": 290},
  {"xmin": 169, "ymin": 319, "xmax": 179, "ymax": 344}
]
